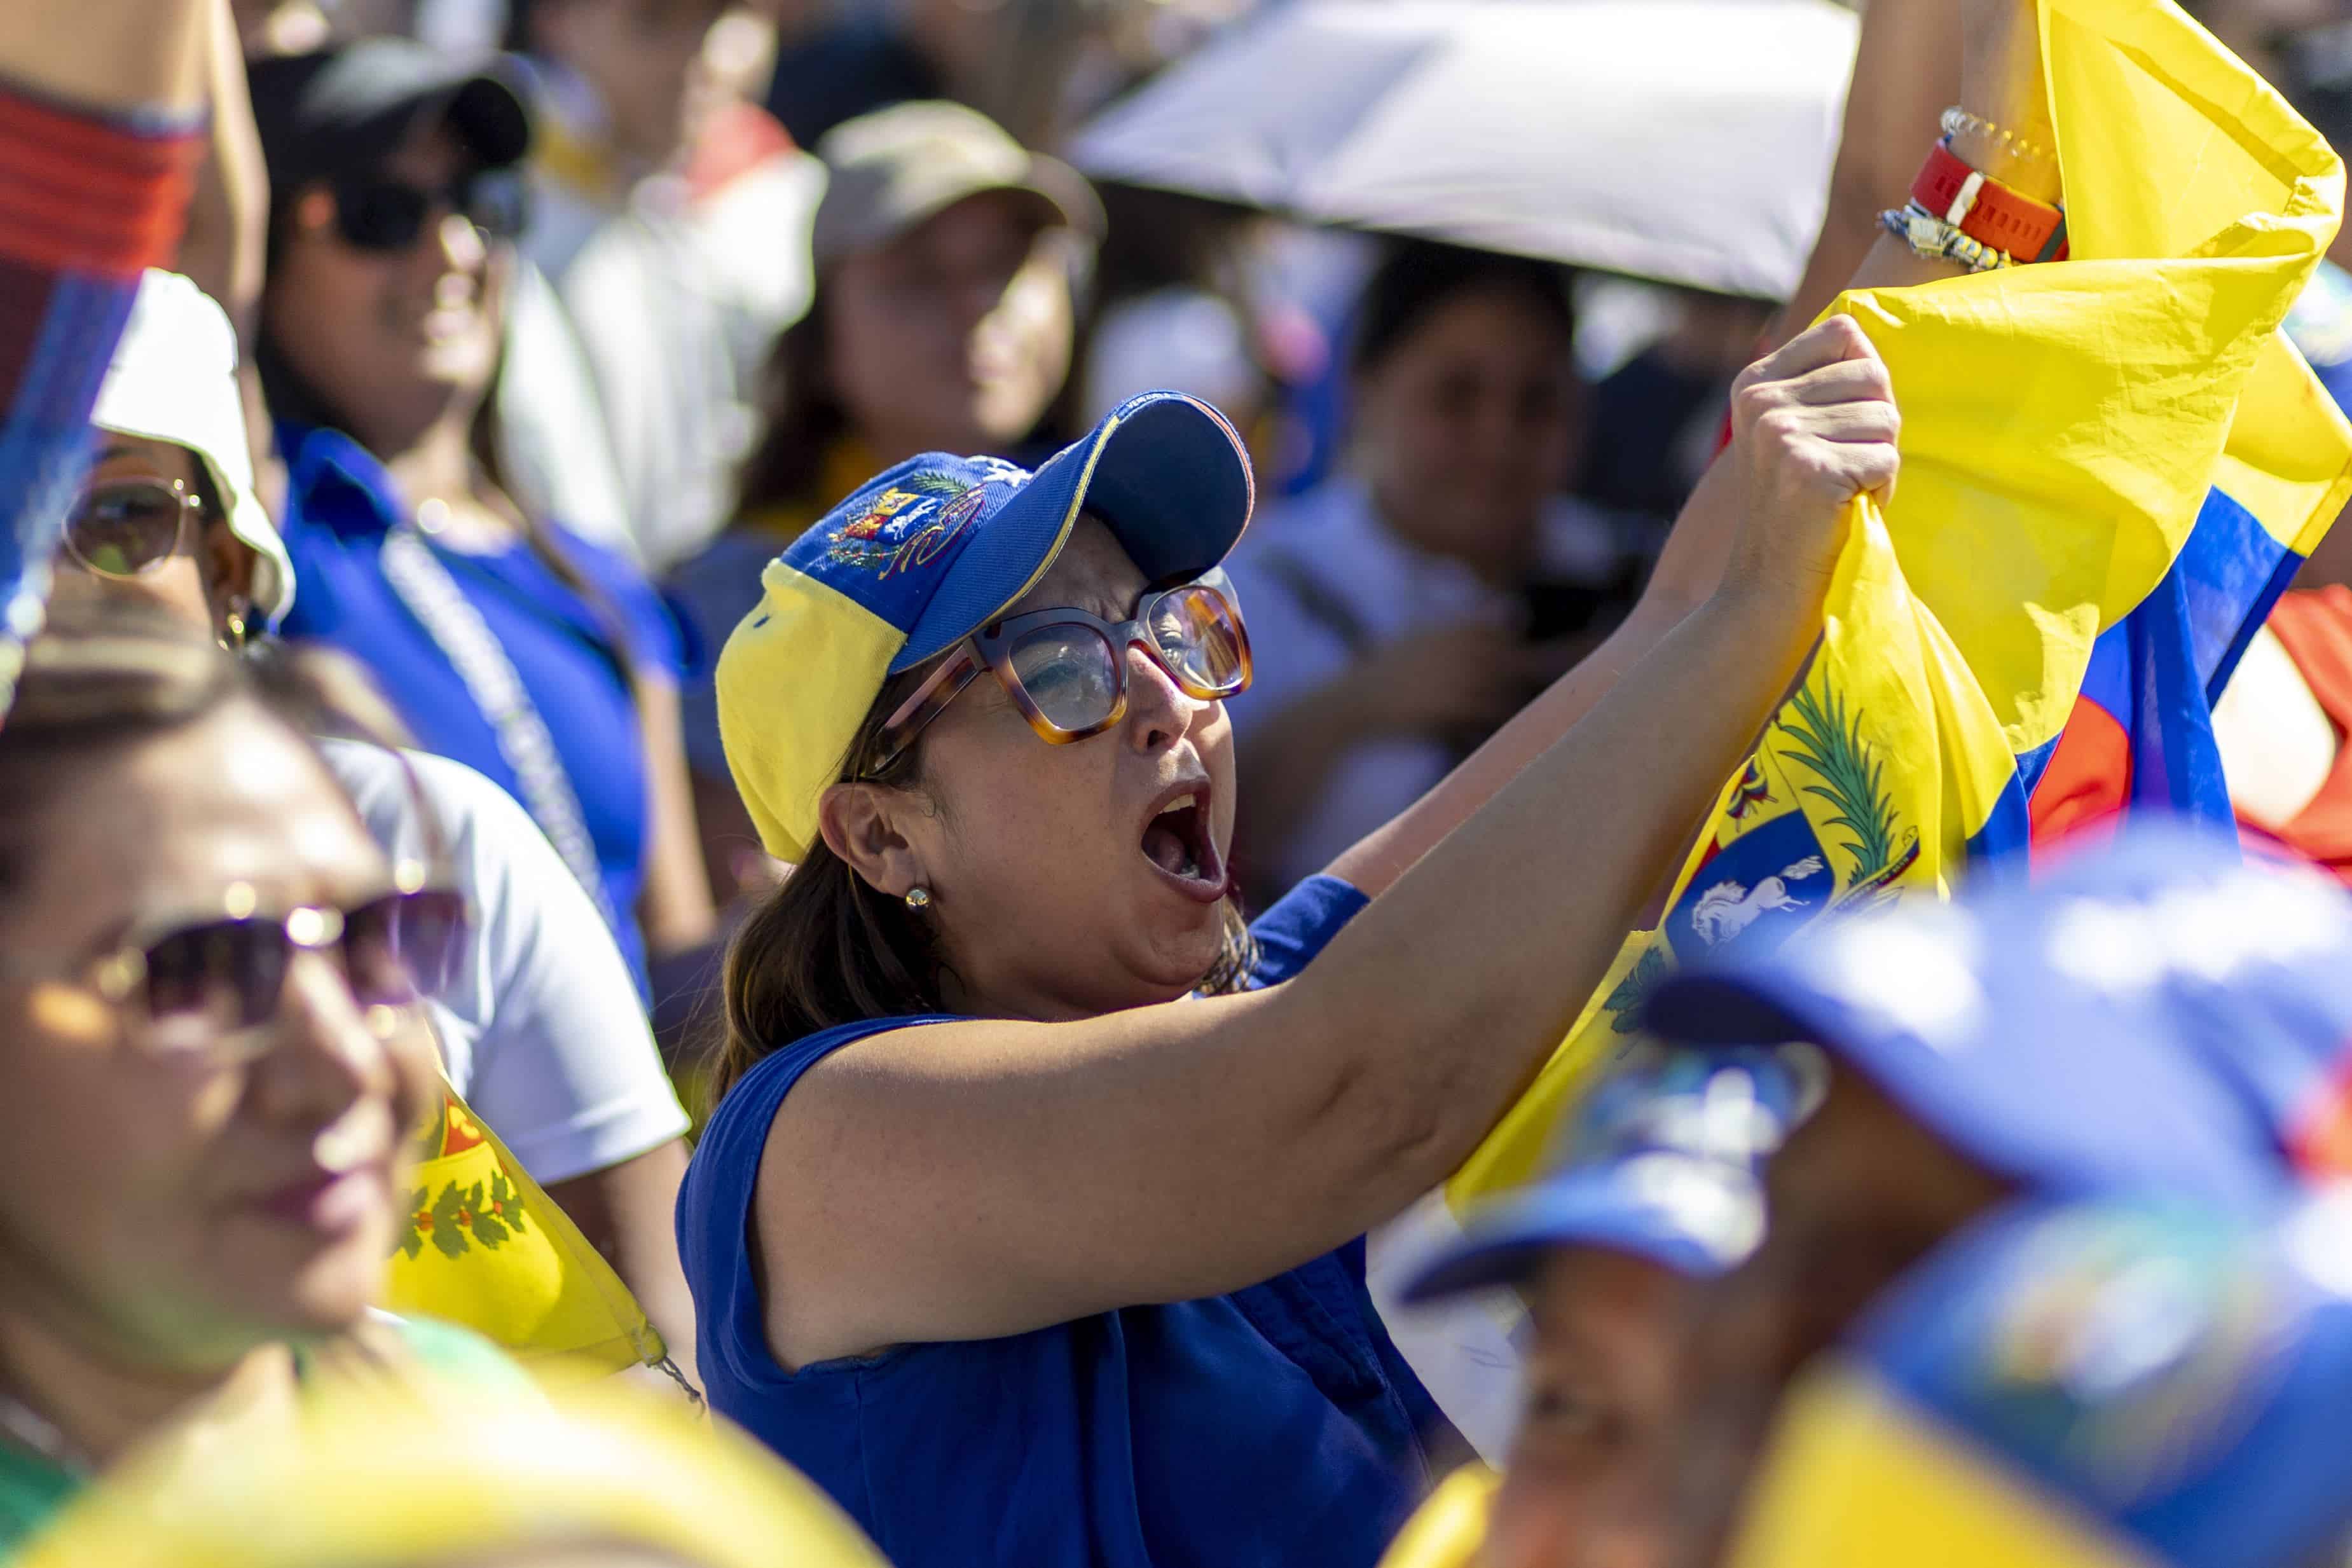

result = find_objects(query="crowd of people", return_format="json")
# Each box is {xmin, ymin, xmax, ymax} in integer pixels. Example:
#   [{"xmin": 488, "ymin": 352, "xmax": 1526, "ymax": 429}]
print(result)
[{"xmin": 6, "ymin": 0, "xmax": 2352, "ymax": 1564}]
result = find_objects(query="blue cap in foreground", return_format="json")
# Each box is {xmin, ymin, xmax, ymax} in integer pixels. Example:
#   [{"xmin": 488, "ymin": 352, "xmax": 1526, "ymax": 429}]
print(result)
[
  {"xmin": 1730, "ymin": 1192, "xmax": 2352, "ymax": 1568},
  {"xmin": 1401, "ymin": 1046, "xmax": 1819, "ymax": 1302},
  {"xmin": 1644, "ymin": 822, "xmax": 2352, "ymax": 1207}
]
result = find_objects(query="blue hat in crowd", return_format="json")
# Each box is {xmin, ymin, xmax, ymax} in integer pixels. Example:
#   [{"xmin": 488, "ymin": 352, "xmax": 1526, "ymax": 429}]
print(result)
[
  {"xmin": 1731, "ymin": 1192, "xmax": 2352, "ymax": 1568},
  {"xmin": 1642, "ymin": 822, "xmax": 2352, "ymax": 1207},
  {"xmin": 1400, "ymin": 1046, "xmax": 1819, "ymax": 1302},
  {"xmin": 717, "ymin": 391, "xmax": 1255, "ymax": 862}
]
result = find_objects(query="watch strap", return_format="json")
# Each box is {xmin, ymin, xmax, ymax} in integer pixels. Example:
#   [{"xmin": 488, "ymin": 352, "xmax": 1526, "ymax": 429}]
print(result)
[{"xmin": 1911, "ymin": 139, "xmax": 2068, "ymax": 263}]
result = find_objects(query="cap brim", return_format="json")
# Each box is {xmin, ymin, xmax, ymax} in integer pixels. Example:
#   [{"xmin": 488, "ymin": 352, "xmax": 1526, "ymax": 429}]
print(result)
[
  {"xmin": 890, "ymin": 392, "xmax": 1255, "ymax": 671},
  {"xmin": 1643, "ymin": 965, "xmax": 2280, "ymax": 1209},
  {"xmin": 1400, "ymin": 1171, "xmax": 1750, "ymax": 1304}
]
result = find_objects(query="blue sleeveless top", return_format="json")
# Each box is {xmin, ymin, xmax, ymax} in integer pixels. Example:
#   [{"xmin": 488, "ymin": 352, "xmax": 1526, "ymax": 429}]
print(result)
[{"xmin": 677, "ymin": 875, "xmax": 1450, "ymax": 1568}]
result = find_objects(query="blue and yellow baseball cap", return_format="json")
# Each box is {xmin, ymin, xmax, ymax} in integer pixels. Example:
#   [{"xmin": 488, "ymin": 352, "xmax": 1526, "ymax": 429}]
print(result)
[
  {"xmin": 1730, "ymin": 1192, "xmax": 2352, "ymax": 1568},
  {"xmin": 1400, "ymin": 1047, "xmax": 1819, "ymax": 1301},
  {"xmin": 717, "ymin": 391, "xmax": 1254, "ymax": 862},
  {"xmin": 1643, "ymin": 822, "xmax": 2352, "ymax": 1207}
]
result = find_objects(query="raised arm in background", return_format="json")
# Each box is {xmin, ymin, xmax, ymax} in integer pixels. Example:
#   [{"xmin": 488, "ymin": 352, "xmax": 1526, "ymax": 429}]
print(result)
[{"xmin": 0, "ymin": 0, "xmax": 217, "ymax": 712}]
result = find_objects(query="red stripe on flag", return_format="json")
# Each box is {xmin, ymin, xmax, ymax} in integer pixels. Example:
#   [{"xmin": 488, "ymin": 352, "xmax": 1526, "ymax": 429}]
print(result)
[{"xmin": 2029, "ymin": 694, "xmax": 2133, "ymax": 849}]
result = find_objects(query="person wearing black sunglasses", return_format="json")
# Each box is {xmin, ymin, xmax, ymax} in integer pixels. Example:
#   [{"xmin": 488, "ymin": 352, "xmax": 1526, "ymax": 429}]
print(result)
[
  {"xmin": 0, "ymin": 608, "xmax": 535, "ymax": 1553},
  {"xmin": 245, "ymin": 41, "xmax": 717, "ymax": 1008}
]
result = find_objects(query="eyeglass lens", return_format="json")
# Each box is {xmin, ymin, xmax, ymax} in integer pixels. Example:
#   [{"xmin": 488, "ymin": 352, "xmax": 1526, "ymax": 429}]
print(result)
[
  {"xmin": 65, "ymin": 481, "xmax": 189, "ymax": 577},
  {"xmin": 1003, "ymin": 589, "xmax": 1248, "ymax": 734},
  {"xmin": 1008, "ymin": 625, "xmax": 1122, "ymax": 732},
  {"xmin": 137, "ymin": 890, "xmax": 468, "ymax": 1043},
  {"xmin": 1152, "ymin": 586, "xmax": 1248, "ymax": 691}
]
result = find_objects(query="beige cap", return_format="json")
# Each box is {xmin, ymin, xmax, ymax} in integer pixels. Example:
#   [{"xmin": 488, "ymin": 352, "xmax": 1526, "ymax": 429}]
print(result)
[{"xmin": 811, "ymin": 100, "xmax": 1105, "ymax": 266}]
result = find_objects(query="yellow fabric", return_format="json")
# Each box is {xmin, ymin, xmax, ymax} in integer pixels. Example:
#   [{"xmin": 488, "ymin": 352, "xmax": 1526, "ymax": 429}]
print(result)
[
  {"xmin": 1727, "ymin": 1368, "xmax": 2150, "ymax": 1568},
  {"xmin": 15, "ymin": 1382, "xmax": 890, "ymax": 1568},
  {"xmin": 1452, "ymin": 494, "xmax": 2020, "ymax": 1201},
  {"xmin": 530, "ymin": 109, "xmax": 629, "ymax": 212},
  {"xmin": 1447, "ymin": 0, "xmax": 2348, "ymax": 1213},
  {"xmin": 718, "ymin": 560, "xmax": 905, "ymax": 862},
  {"xmin": 379, "ymin": 1077, "xmax": 666, "ymax": 1380},
  {"xmin": 1377, "ymin": 1464, "xmax": 1499, "ymax": 1568}
]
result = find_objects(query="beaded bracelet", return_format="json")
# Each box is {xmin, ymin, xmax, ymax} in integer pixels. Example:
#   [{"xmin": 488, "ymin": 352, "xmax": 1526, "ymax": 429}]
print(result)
[
  {"xmin": 1940, "ymin": 106, "xmax": 2056, "ymax": 168},
  {"xmin": 1880, "ymin": 202, "xmax": 2014, "ymax": 273}
]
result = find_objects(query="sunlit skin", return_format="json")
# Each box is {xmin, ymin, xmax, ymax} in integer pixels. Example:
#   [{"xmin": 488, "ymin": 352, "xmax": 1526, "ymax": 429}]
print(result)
[
  {"xmin": 45, "ymin": 436, "xmax": 255, "ymax": 643},
  {"xmin": 1351, "ymin": 284, "xmax": 1584, "ymax": 588},
  {"xmin": 1489, "ymin": 1248, "xmax": 1688, "ymax": 1568},
  {"xmin": 262, "ymin": 124, "xmax": 505, "ymax": 460},
  {"xmin": 0, "ymin": 703, "xmax": 439, "ymax": 1391},
  {"xmin": 1666, "ymin": 1066, "xmax": 2012, "ymax": 1568},
  {"xmin": 825, "ymin": 190, "xmax": 1078, "ymax": 464},
  {"xmin": 819, "ymin": 518, "xmax": 1237, "ymax": 1021}
]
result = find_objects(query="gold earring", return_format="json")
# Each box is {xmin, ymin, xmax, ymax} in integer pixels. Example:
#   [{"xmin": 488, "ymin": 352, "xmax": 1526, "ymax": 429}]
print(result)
[
  {"xmin": 904, "ymin": 886, "xmax": 932, "ymax": 911},
  {"xmin": 221, "ymin": 603, "xmax": 250, "ymax": 653}
]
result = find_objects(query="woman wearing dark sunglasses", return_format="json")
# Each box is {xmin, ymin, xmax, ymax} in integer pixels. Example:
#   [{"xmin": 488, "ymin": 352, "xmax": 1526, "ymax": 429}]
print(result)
[
  {"xmin": 0, "ymin": 610, "xmax": 528, "ymax": 1552},
  {"xmin": 246, "ymin": 41, "xmax": 715, "ymax": 1001},
  {"xmin": 678, "ymin": 295, "xmax": 1901, "ymax": 1562}
]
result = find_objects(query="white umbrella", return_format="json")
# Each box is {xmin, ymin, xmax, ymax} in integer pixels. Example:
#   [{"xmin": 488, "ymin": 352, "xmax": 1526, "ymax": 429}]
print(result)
[{"xmin": 1068, "ymin": 0, "xmax": 1859, "ymax": 299}]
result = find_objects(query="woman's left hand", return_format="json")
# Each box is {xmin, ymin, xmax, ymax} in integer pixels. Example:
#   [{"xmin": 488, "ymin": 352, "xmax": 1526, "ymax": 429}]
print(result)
[{"xmin": 1717, "ymin": 314, "xmax": 1902, "ymax": 619}]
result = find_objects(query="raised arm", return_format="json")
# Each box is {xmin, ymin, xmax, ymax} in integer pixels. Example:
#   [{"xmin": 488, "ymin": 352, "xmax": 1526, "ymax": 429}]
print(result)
[{"xmin": 753, "ymin": 0, "xmax": 2047, "ymax": 1370}]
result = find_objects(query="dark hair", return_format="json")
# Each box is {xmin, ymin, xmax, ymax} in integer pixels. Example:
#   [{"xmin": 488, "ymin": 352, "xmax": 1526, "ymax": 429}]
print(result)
[
  {"xmin": 705, "ymin": 666, "xmax": 1259, "ymax": 1108},
  {"xmin": 1351, "ymin": 238, "xmax": 1576, "ymax": 377},
  {"xmin": 733, "ymin": 294, "xmax": 846, "ymax": 521}
]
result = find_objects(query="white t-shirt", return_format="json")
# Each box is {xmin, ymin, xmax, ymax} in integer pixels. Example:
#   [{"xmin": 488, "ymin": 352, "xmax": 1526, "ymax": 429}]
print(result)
[{"xmin": 320, "ymin": 742, "xmax": 691, "ymax": 1185}]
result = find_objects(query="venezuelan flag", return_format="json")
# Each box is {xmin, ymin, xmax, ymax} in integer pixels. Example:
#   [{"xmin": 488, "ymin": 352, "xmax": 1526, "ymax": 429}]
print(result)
[
  {"xmin": 2033, "ymin": 351, "xmax": 2352, "ymax": 840},
  {"xmin": 381, "ymin": 1074, "xmax": 671, "ymax": 1383},
  {"xmin": 1368, "ymin": 0, "xmax": 2351, "ymax": 1455}
]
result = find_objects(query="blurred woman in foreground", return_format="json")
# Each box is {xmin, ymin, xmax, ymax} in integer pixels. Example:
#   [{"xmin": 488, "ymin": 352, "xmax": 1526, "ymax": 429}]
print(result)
[
  {"xmin": 0, "ymin": 612, "xmax": 523, "ymax": 1552},
  {"xmin": 43, "ymin": 266, "xmax": 698, "ymax": 1384}
]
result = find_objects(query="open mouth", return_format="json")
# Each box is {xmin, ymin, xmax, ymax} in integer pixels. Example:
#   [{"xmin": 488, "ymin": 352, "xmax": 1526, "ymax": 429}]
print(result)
[{"xmin": 1141, "ymin": 785, "xmax": 1228, "ymax": 901}]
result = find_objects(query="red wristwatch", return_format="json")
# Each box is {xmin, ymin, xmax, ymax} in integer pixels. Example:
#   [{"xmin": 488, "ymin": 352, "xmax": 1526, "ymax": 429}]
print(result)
[{"xmin": 1911, "ymin": 139, "xmax": 2068, "ymax": 262}]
